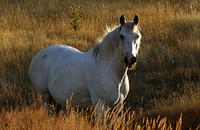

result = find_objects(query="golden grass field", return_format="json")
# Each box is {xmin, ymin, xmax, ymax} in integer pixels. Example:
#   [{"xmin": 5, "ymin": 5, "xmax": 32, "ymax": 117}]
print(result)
[{"xmin": 0, "ymin": 0, "xmax": 200, "ymax": 129}]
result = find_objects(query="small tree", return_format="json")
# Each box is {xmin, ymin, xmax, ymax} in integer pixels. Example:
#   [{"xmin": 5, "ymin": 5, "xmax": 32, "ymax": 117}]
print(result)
[{"xmin": 69, "ymin": 3, "xmax": 82, "ymax": 31}]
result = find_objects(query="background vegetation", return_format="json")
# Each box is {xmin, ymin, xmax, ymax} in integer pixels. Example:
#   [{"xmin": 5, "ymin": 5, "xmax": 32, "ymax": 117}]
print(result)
[{"xmin": 0, "ymin": 0, "xmax": 199, "ymax": 129}]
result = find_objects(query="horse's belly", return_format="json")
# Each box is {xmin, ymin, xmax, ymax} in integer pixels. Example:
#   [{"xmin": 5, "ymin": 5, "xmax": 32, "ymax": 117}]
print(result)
[
  {"xmin": 50, "ymin": 86, "xmax": 92, "ymax": 108},
  {"xmin": 48, "ymin": 68, "xmax": 91, "ymax": 108},
  {"xmin": 69, "ymin": 90, "xmax": 92, "ymax": 109}
]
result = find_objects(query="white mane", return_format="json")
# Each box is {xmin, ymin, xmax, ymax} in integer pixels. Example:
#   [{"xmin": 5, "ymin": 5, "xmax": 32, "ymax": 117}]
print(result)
[{"xmin": 92, "ymin": 25, "xmax": 120, "ymax": 60}]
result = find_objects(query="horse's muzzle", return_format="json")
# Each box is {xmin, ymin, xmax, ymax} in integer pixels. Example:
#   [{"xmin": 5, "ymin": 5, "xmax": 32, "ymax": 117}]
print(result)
[{"xmin": 124, "ymin": 56, "xmax": 136, "ymax": 68}]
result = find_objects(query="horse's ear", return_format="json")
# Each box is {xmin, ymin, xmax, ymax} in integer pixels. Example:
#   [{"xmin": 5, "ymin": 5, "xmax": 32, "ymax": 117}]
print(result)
[
  {"xmin": 133, "ymin": 14, "xmax": 139, "ymax": 25},
  {"xmin": 120, "ymin": 14, "xmax": 125, "ymax": 25}
]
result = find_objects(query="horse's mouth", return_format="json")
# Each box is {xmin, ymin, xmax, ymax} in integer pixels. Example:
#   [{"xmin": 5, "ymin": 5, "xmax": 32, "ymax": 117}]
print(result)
[
  {"xmin": 126, "ymin": 62, "xmax": 137, "ymax": 68},
  {"xmin": 127, "ymin": 64, "xmax": 134, "ymax": 68}
]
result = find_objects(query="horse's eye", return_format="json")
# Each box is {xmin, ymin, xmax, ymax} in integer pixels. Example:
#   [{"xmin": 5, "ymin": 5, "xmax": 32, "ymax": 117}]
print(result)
[
  {"xmin": 120, "ymin": 35, "xmax": 124, "ymax": 40},
  {"xmin": 136, "ymin": 34, "xmax": 139, "ymax": 39}
]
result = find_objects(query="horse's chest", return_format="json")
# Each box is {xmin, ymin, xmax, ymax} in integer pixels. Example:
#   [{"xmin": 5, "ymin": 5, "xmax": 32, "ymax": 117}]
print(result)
[
  {"xmin": 107, "ymin": 78, "xmax": 129, "ymax": 105},
  {"xmin": 93, "ymin": 82, "xmax": 121, "ymax": 106},
  {"xmin": 88, "ymin": 67, "xmax": 128, "ymax": 106}
]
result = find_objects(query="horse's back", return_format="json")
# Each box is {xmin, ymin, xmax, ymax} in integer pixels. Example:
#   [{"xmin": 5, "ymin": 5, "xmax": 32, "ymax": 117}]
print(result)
[{"xmin": 29, "ymin": 45, "xmax": 82, "ymax": 96}]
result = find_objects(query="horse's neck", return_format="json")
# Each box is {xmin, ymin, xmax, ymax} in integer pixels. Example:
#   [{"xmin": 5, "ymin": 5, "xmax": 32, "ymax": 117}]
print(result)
[
  {"xmin": 107, "ymin": 51, "xmax": 127, "ymax": 81},
  {"xmin": 93, "ymin": 27, "xmax": 127, "ymax": 82}
]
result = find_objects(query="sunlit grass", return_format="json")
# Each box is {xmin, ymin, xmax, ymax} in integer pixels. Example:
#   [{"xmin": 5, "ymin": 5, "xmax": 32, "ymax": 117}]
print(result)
[{"xmin": 0, "ymin": 102, "xmax": 187, "ymax": 130}]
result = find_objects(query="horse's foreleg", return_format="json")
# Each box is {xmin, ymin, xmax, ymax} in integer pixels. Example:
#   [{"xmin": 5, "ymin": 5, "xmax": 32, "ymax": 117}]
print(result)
[
  {"xmin": 95, "ymin": 100, "xmax": 107, "ymax": 118},
  {"xmin": 93, "ymin": 99, "xmax": 107, "ymax": 127}
]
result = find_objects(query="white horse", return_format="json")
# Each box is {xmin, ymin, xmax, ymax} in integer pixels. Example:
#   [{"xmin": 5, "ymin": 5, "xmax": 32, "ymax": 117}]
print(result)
[{"xmin": 29, "ymin": 14, "xmax": 142, "ymax": 115}]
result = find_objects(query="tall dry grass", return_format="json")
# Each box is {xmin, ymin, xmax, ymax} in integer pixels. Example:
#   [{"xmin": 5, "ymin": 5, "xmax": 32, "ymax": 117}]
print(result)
[
  {"xmin": 0, "ymin": 0, "xmax": 200, "ymax": 129},
  {"xmin": 0, "ymin": 101, "xmax": 186, "ymax": 130}
]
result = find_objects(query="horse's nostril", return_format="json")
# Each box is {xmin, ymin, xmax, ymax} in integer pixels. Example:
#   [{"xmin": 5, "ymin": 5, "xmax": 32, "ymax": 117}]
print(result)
[
  {"xmin": 124, "ymin": 56, "xmax": 136, "ymax": 67},
  {"xmin": 131, "ymin": 57, "xmax": 136, "ymax": 64},
  {"xmin": 124, "ymin": 56, "xmax": 128, "ymax": 65}
]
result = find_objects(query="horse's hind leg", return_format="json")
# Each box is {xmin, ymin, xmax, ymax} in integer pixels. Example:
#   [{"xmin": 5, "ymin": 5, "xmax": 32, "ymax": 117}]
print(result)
[
  {"xmin": 42, "ymin": 93, "xmax": 61, "ymax": 115},
  {"xmin": 42, "ymin": 93, "xmax": 53, "ymax": 104},
  {"xmin": 42, "ymin": 93, "xmax": 54, "ymax": 115}
]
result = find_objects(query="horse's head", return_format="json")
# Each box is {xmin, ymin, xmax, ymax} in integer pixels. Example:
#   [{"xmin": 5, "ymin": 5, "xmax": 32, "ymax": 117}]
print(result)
[{"xmin": 119, "ymin": 14, "xmax": 141, "ymax": 68}]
